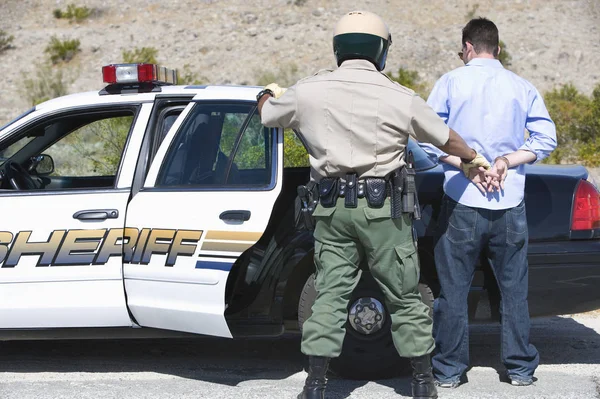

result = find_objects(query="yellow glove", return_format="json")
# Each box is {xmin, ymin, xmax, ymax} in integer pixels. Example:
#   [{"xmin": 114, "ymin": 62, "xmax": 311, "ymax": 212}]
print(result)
[
  {"xmin": 264, "ymin": 83, "xmax": 287, "ymax": 99},
  {"xmin": 460, "ymin": 152, "xmax": 491, "ymax": 176}
]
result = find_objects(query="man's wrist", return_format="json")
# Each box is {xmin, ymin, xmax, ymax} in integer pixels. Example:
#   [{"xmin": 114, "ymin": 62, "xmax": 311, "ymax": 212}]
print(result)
[
  {"xmin": 256, "ymin": 89, "xmax": 274, "ymax": 102},
  {"xmin": 494, "ymin": 155, "xmax": 510, "ymax": 168}
]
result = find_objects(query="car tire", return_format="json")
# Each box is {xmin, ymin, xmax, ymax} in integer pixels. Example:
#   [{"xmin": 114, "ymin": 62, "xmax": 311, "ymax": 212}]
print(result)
[{"xmin": 298, "ymin": 272, "xmax": 435, "ymax": 380}]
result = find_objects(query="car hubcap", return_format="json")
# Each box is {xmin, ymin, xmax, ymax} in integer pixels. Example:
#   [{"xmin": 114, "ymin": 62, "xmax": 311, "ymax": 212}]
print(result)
[{"xmin": 348, "ymin": 297, "xmax": 385, "ymax": 335}]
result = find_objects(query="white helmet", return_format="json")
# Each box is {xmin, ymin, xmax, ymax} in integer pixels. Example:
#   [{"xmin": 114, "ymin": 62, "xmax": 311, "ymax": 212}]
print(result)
[{"xmin": 333, "ymin": 11, "xmax": 392, "ymax": 71}]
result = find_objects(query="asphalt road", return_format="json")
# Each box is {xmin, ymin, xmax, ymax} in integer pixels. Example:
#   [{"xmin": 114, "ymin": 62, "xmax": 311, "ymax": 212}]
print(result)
[{"xmin": 0, "ymin": 314, "xmax": 599, "ymax": 399}]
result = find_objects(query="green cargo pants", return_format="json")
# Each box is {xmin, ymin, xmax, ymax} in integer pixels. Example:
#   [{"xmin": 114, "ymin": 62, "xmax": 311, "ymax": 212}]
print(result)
[{"xmin": 301, "ymin": 198, "xmax": 434, "ymax": 358}]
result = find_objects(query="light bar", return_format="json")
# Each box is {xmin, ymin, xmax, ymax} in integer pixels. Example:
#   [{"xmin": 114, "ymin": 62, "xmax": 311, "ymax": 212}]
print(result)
[{"xmin": 102, "ymin": 63, "xmax": 177, "ymax": 85}]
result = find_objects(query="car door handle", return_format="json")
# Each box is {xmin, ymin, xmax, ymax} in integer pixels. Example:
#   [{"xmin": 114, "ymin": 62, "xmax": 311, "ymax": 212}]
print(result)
[
  {"xmin": 219, "ymin": 210, "xmax": 251, "ymax": 222},
  {"xmin": 73, "ymin": 209, "xmax": 119, "ymax": 221}
]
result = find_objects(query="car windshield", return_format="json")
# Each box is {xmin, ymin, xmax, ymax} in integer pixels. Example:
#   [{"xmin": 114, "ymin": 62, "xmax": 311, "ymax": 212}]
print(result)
[
  {"xmin": 0, "ymin": 107, "xmax": 37, "ymax": 166},
  {"xmin": 0, "ymin": 135, "xmax": 37, "ymax": 167},
  {"xmin": 0, "ymin": 107, "xmax": 35, "ymax": 133}
]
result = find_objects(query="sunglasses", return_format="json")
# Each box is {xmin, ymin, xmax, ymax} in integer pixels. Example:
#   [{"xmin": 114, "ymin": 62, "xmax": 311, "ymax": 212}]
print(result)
[{"xmin": 457, "ymin": 51, "xmax": 464, "ymax": 60}]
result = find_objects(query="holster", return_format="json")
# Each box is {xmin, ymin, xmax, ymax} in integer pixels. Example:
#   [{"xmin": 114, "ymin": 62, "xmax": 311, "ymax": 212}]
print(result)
[
  {"xmin": 344, "ymin": 173, "xmax": 358, "ymax": 208},
  {"xmin": 390, "ymin": 169, "xmax": 404, "ymax": 219},
  {"xmin": 296, "ymin": 182, "xmax": 318, "ymax": 231},
  {"xmin": 364, "ymin": 177, "xmax": 387, "ymax": 208},
  {"xmin": 401, "ymin": 164, "xmax": 421, "ymax": 220},
  {"xmin": 318, "ymin": 177, "xmax": 339, "ymax": 208}
]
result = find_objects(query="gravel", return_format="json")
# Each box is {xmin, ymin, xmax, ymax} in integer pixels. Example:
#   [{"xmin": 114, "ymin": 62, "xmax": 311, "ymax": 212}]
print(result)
[
  {"xmin": 0, "ymin": 313, "xmax": 599, "ymax": 398},
  {"xmin": 0, "ymin": 0, "xmax": 599, "ymax": 125}
]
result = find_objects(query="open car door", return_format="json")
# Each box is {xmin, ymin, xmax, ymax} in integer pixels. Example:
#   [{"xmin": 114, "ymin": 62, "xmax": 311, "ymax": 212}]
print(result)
[{"xmin": 124, "ymin": 99, "xmax": 282, "ymax": 337}]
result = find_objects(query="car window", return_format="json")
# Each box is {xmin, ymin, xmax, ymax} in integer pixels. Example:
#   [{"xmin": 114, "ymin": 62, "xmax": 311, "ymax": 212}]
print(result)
[
  {"xmin": 0, "ymin": 109, "xmax": 136, "ymax": 191},
  {"xmin": 45, "ymin": 115, "xmax": 133, "ymax": 177},
  {"xmin": 157, "ymin": 112, "xmax": 181, "ymax": 148},
  {"xmin": 156, "ymin": 102, "xmax": 275, "ymax": 189},
  {"xmin": 407, "ymin": 138, "xmax": 437, "ymax": 171}
]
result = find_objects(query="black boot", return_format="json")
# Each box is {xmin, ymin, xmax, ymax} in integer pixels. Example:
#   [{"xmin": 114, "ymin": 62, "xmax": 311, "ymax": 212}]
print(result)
[
  {"xmin": 297, "ymin": 356, "xmax": 330, "ymax": 399},
  {"xmin": 411, "ymin": 354, "xmax": 438, "ymax": 399}
]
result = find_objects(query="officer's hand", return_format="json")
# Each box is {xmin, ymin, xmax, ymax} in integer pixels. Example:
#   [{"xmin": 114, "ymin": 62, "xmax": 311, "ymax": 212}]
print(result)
[
  {"xmin": 264, "ymin": 83, "xmax": 287, "ymax": 99},
  {"xmin": 460, "ymin": 153, "xmax": 491, "ymax": 177}
]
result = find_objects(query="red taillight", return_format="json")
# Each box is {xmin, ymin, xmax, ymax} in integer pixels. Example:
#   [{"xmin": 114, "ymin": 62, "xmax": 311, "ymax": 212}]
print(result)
[{"xmin": 571, "ymin": 180, "xmax": 600, "ymax": 230}]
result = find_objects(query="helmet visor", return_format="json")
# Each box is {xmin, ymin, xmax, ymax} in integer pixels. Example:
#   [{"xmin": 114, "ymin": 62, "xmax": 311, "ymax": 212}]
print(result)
[{"xmin": 333, "ymin": 33, "xmax": 391, "ymax": 70}]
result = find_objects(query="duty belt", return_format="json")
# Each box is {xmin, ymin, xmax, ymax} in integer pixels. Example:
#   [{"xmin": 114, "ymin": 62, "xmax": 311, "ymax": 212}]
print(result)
[
  {"xmin": 297, "ymin": 152, "xmax": 421, "ymax": 226},
  {"xmin": 318, "ymin": 173, "xmax": 390, "ymax": 210}
]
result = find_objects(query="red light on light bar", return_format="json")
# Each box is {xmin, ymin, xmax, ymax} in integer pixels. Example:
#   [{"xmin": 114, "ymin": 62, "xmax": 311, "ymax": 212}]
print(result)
[
  {"xmin": 137, "ymin": 64, "xmax": 157, "ymax": 82},
  {"xmin": 101, "ymin": 63, "xmax": 176, "ymax": 85},
  {"xmin": 102, "ymin": 65, "xmax": 117, "ymax": 84}
]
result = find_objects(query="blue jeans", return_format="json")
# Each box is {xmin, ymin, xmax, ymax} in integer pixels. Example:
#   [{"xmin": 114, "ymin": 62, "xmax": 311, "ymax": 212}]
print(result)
[{"xmin": 432, "ymin": 196, "xmax": 539, "ymax": 383}]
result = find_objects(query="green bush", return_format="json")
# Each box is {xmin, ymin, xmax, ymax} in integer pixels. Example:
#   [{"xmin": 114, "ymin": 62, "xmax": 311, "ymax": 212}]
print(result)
[
  {"xmin": 284, "ymin": 129, "xmax": 310, "ymax": 167},
  {"xmin": 122, "ymin": 47, "xmax": 158, "ymax": 64},
  {"xmin": 54, "ymin": 116, "xmax": 132, "ymax": 176},
  {"xmin": 386, "ymin": 66, "xmax": 430, "ymax": 98},
  {"xmin": 256, "ymin": 63, "xmax": 301, "ymax": 87},
  {"xmin": 0, "ymin": 30, "xmax": 14, "ymax": 54},
  {"xmin": 90, "ymin": 117, "xmax": 132, "ymax": 174},
  {"xmin": 543, "ymin": 83, "xmax": 600, "ymax": 166},
  {"xmin": 45, "ymin": 36, "xmax": 81, "ymax": 64},
  {"xmin": 498, "ymin": 40, "xmax": 512, "ymax": 68},
  {"xmin": 53, "ymin": 4, "xmax": 92, "ymax": 23},
  {"xmin": 21, "ymin": 63, "xmax": 72, "ymax": 106},
  {"xmin": 176, "ymin": 64, "xmax": 204, "ymax": 85}
]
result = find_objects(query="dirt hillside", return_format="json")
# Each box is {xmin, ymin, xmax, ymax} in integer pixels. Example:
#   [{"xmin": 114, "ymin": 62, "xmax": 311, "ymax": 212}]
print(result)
[{"xmin": 0, "ymin": 0, "xmax": 599, "ymax": 125}]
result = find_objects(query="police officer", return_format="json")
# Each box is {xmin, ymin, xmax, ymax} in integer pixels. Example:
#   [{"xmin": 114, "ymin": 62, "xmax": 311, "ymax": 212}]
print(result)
[{"xmin": 257, "ymin": 11, "xmax": 490, "ymax": 399}]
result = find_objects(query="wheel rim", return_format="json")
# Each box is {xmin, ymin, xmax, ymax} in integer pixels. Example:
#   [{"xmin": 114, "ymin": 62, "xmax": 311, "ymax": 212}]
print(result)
[{"xmin": 348, "ymin": 296, "xmax": 386, "ymax": 335}]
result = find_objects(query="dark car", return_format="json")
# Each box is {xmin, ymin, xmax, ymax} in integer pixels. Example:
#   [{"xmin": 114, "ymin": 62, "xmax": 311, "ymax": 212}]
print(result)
[{"xmin": 224, "ymin": 138, "xmax": 600, "ymax": 379}]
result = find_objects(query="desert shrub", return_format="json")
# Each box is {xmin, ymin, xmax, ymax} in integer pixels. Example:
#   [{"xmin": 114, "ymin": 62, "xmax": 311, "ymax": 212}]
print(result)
[
  {"xmin": 177, "ymin": 64, "xmax": 204, "ymax": 85},
  {"xmin": 465, "ymin": 3, "xmax": 480, "ymax": 20},
  {"xmin": 45, "ymin": 36, "xmax": 81, "ymax": 64},
  {"xmin": 284, "ymin": 129, "xmax": 309, "ymax": 167},
  {"xmin": 21, "ymin": 63, "xmax": 72, "ymax": 106},
  {"xmin": 255, "ymin": 63, "xmax": 301, "ymax": 87},
  {"xmin": 50, "ymin": 116, "xmax": 132, "ymax": 176},
  {"xmin": 0, "ymin": 30, "xmax": 14, "ymax": 54},
  {"xmin": 122, "ymin": 47, "xmax": 158, "ymax": 64},
  {"xmin": 498, "ymin": 40, "xmax": 512, "ymax": 68},
  {"xmin": 574, "ymin": 85, "xmax": 600, "ymax": 166},
  {"xmin": 53, "ymin": 4, "xmax": 92, "ymax": 23},
  {"xmin": 543, "ymin": 83, "xmax": 600, "ymax": 166},
  {"xmin": 386, "ymin": 66, "xmax": 430, "ymax": 98},
  {"xmin": 254, "ymin": 64, "xmax": 308, "ymax": 167}
]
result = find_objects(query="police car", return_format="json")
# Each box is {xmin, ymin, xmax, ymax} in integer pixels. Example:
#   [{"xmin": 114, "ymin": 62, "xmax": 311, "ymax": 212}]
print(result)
[
  {"xmin": 1, "ymin": 64, "xmax": 600, "ymax": 380},
  {"xmin": 0, "ymin": 63, "xmax": 290, "ymax": 338}
]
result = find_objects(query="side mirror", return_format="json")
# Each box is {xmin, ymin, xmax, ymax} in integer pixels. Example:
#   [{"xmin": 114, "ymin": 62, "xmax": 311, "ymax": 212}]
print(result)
[{"xmin": 29, "ymin": 154, "xmax": 54, "ymax": 176}]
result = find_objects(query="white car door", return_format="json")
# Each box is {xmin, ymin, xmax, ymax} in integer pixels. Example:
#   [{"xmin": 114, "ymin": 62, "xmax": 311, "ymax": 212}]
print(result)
[
  {"xmin": 124, "ymin": 100, "xmax": 282, "ymax": 337},
  {"xmin": 0, "ymin": 103, "xmax": 152, "ymax": 328}
]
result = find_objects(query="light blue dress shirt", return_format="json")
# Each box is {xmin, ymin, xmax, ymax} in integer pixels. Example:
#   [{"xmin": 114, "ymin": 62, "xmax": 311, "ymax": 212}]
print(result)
[{"xmin": 419, "ymin": 58, "xmax": 557, "ymax": 210}]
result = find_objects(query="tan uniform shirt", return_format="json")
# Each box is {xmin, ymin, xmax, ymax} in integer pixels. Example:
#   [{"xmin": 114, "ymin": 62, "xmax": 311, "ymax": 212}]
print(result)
[{"xmin": 261, "ymin": 59, "xmax": 450, "ymax": 182}]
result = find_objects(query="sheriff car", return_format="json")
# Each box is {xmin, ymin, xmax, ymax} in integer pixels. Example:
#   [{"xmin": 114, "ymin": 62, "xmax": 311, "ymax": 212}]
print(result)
[{"xmin": 1, "ymin": 63, "xmax": 599, "ymax": 379}]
